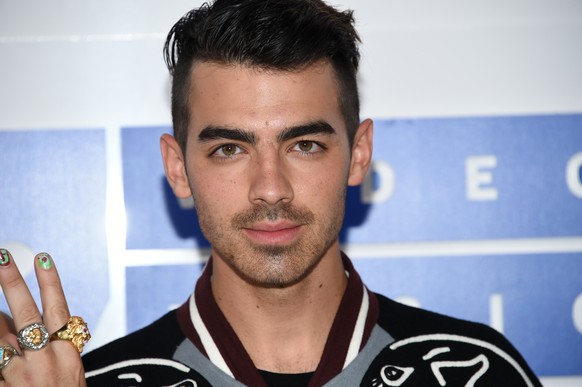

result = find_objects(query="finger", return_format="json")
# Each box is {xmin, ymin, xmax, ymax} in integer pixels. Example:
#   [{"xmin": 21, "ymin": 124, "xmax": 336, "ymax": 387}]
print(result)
[
  {"xmin": 0, "ymin": 338, "xmax": 22, "ymax": 381},
  {"xmin": 34, "ymin": 253, "xmax": 70, "ymax": 334},
  {"xmin": 0, "ymin": 249, "xmax": 42, "ymax": 331}
]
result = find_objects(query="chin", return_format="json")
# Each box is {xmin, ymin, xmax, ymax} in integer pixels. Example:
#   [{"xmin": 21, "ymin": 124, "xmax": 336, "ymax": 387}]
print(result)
[
  {"xmin": 246, "ymin": 270, "xmax": 310, "ymax": 289},
  {"xmin": 233, "ymin": 251, "xmax": 321, "ymax": 289}
]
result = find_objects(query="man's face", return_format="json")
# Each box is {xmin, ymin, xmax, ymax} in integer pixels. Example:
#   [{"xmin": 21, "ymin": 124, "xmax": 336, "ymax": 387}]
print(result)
[{"xmin": 170, "ymin": 61, "xmax": 370, "ymax": 288}]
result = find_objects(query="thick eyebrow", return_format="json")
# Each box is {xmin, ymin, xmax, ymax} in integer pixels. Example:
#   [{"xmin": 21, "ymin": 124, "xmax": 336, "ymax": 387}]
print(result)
[
  {"xmin": 276, "ymin": 121, "xmax": 336, "ymax": 143},
  {"xmin": 198, "ymin": 126, "xmax": 257, "ymax": 145},
  {"xmin": 197, "ymin": 121, "xmax": 336, "ymax": 145}
]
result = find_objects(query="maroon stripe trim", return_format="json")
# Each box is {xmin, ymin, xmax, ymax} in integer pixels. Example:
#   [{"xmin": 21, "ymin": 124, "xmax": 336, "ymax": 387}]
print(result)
[
  {"xmin": 176, "ymin": 297, "xmax": 207, "ymax": 357},
  {"xmin": 308, "ymin": 254, "xmax": 379, "ymax": 386},
  {"xmin": 195, "ymin": 259, "xmax": 267, "ymax": 387}
]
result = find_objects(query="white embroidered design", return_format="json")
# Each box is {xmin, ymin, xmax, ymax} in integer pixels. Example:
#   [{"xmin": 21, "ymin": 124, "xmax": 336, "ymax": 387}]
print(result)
[
  {"xmin": 422, "ymin": 347, "xmax": 451, "ymax": 360},
  {"xmin": 85, "ymin": 358, "xmax": 191, "ymax": 378},
  {"xmin": 369, "ymin": 334, "xmax": 535, "ymax": 387},
  {"xmin": 118, "ymin": 372, "xmax": 142, "ymax": 382},
  {"xmin": 377, "ymin": 365, "xmax": 414, "ymax": 386},
  {"xmin": 85, "ymin": 358, "xmax": 198, "ymax": 386},
  {"xmin": 431, "ymin": 354, "xmax": 489, "ymax": 386}
]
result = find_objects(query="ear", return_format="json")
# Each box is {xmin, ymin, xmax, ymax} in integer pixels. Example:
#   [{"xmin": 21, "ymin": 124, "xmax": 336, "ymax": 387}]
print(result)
[
  {"xmin": 347, "ymin": 118, "xmax": 373, "ymax": 186},
  {"xmin": 160, "ymin": 133, "xmax": 192, "ymax": 198}
]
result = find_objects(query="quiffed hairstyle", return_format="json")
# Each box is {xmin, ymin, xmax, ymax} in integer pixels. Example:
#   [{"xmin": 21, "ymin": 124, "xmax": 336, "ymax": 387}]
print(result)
[{"xmin": 164, "ymin": 0, "xmax": 361, "ymax": 152}]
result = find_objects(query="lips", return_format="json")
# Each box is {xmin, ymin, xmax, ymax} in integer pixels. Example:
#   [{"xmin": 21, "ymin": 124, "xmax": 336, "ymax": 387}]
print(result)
[{"xmin": 243, "ymin": 221, "xmax": 302, "ymax": 244}]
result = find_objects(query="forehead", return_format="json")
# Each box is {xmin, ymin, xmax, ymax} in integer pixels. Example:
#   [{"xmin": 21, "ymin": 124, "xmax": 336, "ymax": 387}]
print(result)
[{"xmin": 186, "ymin": 61, "xmax": 345, "ymax": 135}]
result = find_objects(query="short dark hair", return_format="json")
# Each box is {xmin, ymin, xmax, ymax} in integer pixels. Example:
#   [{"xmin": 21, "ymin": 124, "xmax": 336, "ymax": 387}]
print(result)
[{"xmin": 164, "ymin": 0, "xmax": 361, "ymax": 152}]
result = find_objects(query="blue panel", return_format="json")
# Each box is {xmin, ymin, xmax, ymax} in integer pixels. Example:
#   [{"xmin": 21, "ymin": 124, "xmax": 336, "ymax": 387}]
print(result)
[
  {"xmin": 126, "ymin": 264, "xmax": 205, "ymax": 331},
  {"xmin": 122, "ymin": 126, "xmax": 209, "ymax": 249},
  {"xmin": 344, "ymin": 114, "xmax": 582, "ymax": 242},
  {"xmin": 0, "ymin": 129, "xmax": 108, "ymax": 326},
  {"xmin": 354, "ymin": 253, "xmax": 582, "ymax": 376}
]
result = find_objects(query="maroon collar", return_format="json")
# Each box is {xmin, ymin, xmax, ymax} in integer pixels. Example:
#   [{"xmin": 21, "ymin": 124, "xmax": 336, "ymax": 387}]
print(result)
[{"xmin": 177, "ymin": 254, "xmax": 378, "ymax": 386}]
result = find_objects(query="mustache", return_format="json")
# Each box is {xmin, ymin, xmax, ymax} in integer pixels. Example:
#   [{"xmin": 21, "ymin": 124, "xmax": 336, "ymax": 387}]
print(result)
[{"xmin": 231, "ymin": 203, "xmax": 315, "ymax": 228}]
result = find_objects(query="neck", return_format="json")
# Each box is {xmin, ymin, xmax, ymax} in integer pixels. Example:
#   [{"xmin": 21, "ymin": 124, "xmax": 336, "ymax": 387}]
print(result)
[{"xmin": 210, "ymin": 243, "xmax": 348, "ymax": 373}]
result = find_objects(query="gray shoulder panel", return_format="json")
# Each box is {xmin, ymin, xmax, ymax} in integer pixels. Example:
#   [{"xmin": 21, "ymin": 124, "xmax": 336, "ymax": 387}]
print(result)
[
  {"xmin": 324, "ymin": 326, "xmax": 394, "ymax": 387},
  {"xmin": 173, "ymin": 339, "xmax": 247, "ymax": 387}
]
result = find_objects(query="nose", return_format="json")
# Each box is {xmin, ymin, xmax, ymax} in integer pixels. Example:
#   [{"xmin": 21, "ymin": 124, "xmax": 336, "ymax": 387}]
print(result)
[{"xmin": 248, "ymin": 152, "xmax": 294, "ymax": 206}]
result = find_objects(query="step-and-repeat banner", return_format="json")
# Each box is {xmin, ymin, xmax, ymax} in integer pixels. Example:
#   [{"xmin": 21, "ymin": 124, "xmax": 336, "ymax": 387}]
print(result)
[{"xmin": 1, "ymin": 114, "xmax": 581, "ymax": 378}]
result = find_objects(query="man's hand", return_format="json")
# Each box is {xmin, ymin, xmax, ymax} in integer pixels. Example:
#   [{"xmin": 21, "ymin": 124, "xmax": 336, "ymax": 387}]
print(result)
[{"xmin": 0, "ymin": 249, "xmax": 87, "ymax": 386}]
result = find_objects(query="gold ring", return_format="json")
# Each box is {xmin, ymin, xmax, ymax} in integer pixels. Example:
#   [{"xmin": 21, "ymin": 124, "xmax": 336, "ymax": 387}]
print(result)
[{"xmin": 49, "ymin": 316, "xmax": 91, "ymax": 353}]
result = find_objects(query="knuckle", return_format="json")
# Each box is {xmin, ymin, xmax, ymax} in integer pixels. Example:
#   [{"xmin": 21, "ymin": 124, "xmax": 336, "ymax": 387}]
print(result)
[
  {"xmin": 47, "ymin": 303, "xmax": 69, "ymax": 322},
  {"xmin": 44, "ymin": 282, "xmax": 66, "ymax": 298},
  {"xmin": 16, "ymin": 305, "xmax": 40, "ymax": 324},
  {"xmin": 2, "ymin": 272, "xmax": 24, "ymax": 291}
]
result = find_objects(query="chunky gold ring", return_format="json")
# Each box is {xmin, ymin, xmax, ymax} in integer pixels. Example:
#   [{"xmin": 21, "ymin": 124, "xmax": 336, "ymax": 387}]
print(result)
[
  {"xmin": 17, "ymin": 322, "xmax": 49, "ymax": 350},
  {"xmin": 49, "ymin": 316, "xmax": 91, "ymax": 353}
]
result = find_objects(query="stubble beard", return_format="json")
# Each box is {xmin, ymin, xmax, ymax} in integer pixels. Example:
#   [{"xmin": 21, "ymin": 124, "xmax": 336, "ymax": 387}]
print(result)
[{"xmin": 195, "ymin": 190, "xmax": 346, "ymax": 289}]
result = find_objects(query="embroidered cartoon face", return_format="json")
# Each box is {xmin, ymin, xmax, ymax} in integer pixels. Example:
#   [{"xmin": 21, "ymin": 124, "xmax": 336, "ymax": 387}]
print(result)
[{"xmin": 362, "ymin": 334, "xmax": 536, "ymax": 387}]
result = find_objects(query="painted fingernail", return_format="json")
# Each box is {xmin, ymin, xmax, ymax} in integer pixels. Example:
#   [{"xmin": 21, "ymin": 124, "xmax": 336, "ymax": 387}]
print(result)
[
  {"xmin": 36, "ymin": 253, "xmax": 53, "ymax": 270},
  {"xmin": 0, "ymin": 249, "xmax": 11, "ymax": 266}
]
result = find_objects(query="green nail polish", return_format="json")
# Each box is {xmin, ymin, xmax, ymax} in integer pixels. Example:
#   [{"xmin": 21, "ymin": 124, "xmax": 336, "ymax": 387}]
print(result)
[
  {"xmin": 0, "ymin": 249, "xmax": 10, "ymax": 266},
  {"xmin": 37, "ymin": 253, "xmax": 53, "ymax": 270}
]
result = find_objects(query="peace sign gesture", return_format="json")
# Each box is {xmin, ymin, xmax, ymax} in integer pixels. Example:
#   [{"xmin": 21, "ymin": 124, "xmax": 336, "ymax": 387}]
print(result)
[{"xmin": 0, "ymin": 249, "xmax": 90, "ymax": 385}]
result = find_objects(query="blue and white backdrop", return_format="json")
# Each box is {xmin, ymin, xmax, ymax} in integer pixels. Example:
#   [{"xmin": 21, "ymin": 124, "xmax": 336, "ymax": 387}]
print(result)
[{"xmin": 1, "ymin": 1, "xmax": 581, "ymax": 385}]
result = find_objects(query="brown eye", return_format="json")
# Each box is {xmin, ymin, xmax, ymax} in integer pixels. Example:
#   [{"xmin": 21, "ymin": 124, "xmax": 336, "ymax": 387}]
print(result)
[
  {"xmin": 298, "ymin": 141, "xmax": 313, "ymax": 152},
  {"xmin": 291, "ymin": 140, "xmax": 324, "ymax": 155},
  {"xmin": 211, "ymin": 144, "xmax": 243, "ymax": 158},
  {"xmin": 221, "ymin": 144, "xmax": 237, "ymax": 156}
]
